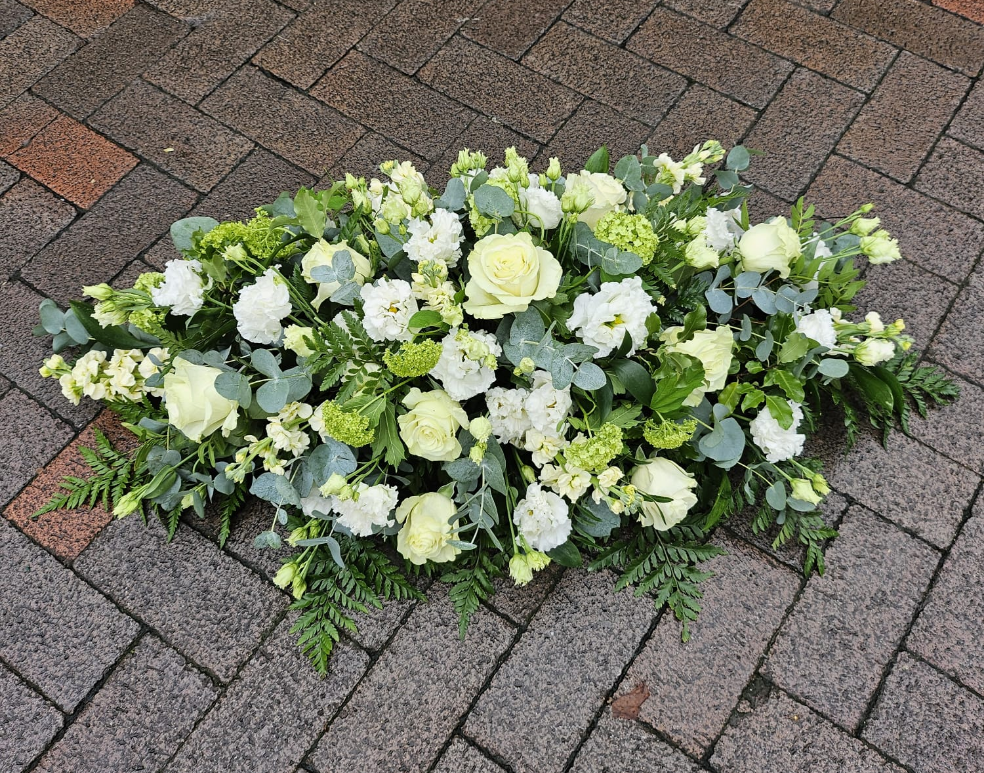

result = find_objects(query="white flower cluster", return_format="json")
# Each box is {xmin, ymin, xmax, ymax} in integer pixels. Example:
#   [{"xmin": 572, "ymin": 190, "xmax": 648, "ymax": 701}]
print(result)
[
  {"xmin": 233, "ymin": 268, "xmax": 291, "ymax": 344},
  {"xmin": 513, "ymin": 483, "xmax": 571, "ymax": 552},
  {"xmin": 431, "ymin": 329, "xmax": 502, "ymax": 401},
  {"xmin": 486, "ymin": 371, "xmax": 572, "ymax": 465},
  {"xmin": 151, "ymin": 260, "xmax": 205, "ymax": 316},
  {"xmin": 406, "ymin": 208, "xmax": 464, "ymax": 265},
  {"xmin": 360, "ymin": 278, "xmax": 418, "ymax": 342},
  {"xmin": 569, "ymin": 276, "xmax": 658, "ymax": 358},
  {"xmin": 50, "ymin": 347, "xmax": 168, "ymax": 405}
]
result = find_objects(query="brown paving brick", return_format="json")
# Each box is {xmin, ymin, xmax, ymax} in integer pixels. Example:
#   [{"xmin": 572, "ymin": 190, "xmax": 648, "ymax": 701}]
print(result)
[
  {"xmin": 4, "ymin": 411, "xmax": 138, "ymax": 560},
  {"xmin": 144, "ymin": 0, "xmax": 292, "ymax": 103},
  {"xmin": 764, "ymin": 506, "xmax": 939, "ymax": 731},
  {"xmin": 864, "ymin": 653, "xmax": 984, "ymax": 771},
  {"xmin": 742, "ymin": 68, "xmax": 865, "ymax": 200},
  {"xmin": 807, "ymin": 154, "xmax": 984, "ymax": 283},
  {"xmin": 32, "ymin": 5, "xmax": 188, "ymax": 119},
  {"xmin": 744, "ymin": 186, "xmax": 791, "ymax": 223},
  {"xmin": 929, "ymin": 266, "xmax": 984, "ymax": 386},
  {"xmin": 564, "ymin": 0, "xmax": 659, "ymax": 43},
  {"xmin": 909, "ymin": 503, "xmax": 984, "ymax": 694},
  {"xmin": 523, "ymin": 22, "xmax": 686, "ymax": 126},
  {"xmin": 90, "ymin": 80, "xmax": 253, "ymax": 192},
  {"xmin": 648, "ymin": 84, "xmax": 757, "ymax": 159},
  {"xmin": 571, "ymin": 710, "xmax": 700, "ymax": 773},
  {"xmin": 464, "ymin": 571, "xmax": 654, "ymax": 773},
  {"xmin": 433, "ymin": 738, "xmax": 506, "ymax": 773},
  {"xmin": 489, "ymin": 563, "xmax": 561, "ymax": 625},
  {"xmin": 0, "ymin": 178, "xmax": 75, "ymax": 281},
  {"xmin": 932, "ymin": 0, "xmax": 984, "ymax": 24},
  {"xmin": 23, "ymin": 165, "xmax": 197, "ymax": 303},
  {"xmin": 0, "ymin": 0, "xmax": 33, "ymax": 36},
  {"xmin": 323, "ymin": 131, "xmax": 427, "ymax": 185},
  {"xmin": 712, "ymin": 688, "xmax": 904, "ymax": 772},
  {"xmin": 35, "ymin": 635, "xmax": 216, "ymax": 773},
  {"xmin": 949, "ymin": 79, "xmax": 984, "ymax": 152},
  {"xmin": 311, "ymin": 51, "xmax": 473, "ymax": 161},
  {"xmin": 311, "ymin": 585, "xmax": 514, "ymax": 773},
  {"xmin": 0, "ymin": 92, "xmax": 59, "ymax": 156},
  {"xmin": 9, "ymin": 114, "xmax": 137, "ymax": 208},
  {"xmin": 429, "ymin": 115, "xmax": 539, "ymax": 186},
  {"xmin": 917, "ymin": 136, "xmax": 984, "ymax": 221},
  {"xmin": 833, "ymin": 0, "xmax": 984, "ymax": 76},
  {"xmin": 731, "ymin": 0, "xmax": 896, "ymax": 91},
  {"xmin": 627, "ymin": 8, "xmax": 792, "ymax": 108},
  {"xmin": 360, "ymin": 0, "xmax": 482, "ymax": 74},
  {"xmin": 618, "ymin": 535, "xmax": 798, "ymax": 756},
  {"xmin": 538, "ymin": 100, "xmax": 651, "ymax": 172},
  {"xmin": 838, "ymin": 53, "xmax": 968, "ymax": 183},
  {"xmin": 0, "ymin": 663, "xmax": 63, "ymax": 772},
  {"xmin": 665, "ymin": 0, "xmax": 749, "ymax": 28},
  {"xmin": 464, "ymin": 0, "xmax": 568, "ymax": 58},
  {"xmin": 0, "ymin": 16, "xmax": 78, "ymax": 109},
  {"xmin": 907, "ymin": 365, "xmax": 984, "ymax": 473},
  {"xmin": 420, "ymin": 36, "xmax": 582, "ymax": 143},
  {"xmin": 252, "ymin": 0, "xmax": 396, "ymax": 89},
  {"xmin": 142, "ymin": 236, "xmax": 182, "ymax": 270},
  {"xmin": 22, "ymin": 0, "xmax": 135, "ymax": 37},
  {"xmin": 202, "ymin": 66, "xmax": 364, "ymax": 175},
  {"xmin": 0, "ymin": 389, "xmax": 74, "ymax": 508}
]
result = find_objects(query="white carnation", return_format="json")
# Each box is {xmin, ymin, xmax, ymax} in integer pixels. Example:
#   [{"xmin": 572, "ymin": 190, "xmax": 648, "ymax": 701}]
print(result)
[
  {"xmin": 486, "ymin": 386, "xmax": 532, "ymax": 445},
  {"xmin": 517, "ymin": 178, "xmax": 563, "ymax": 230},
  {"xmin": 796, "ymin": 310, "xmax": 837, "ymax": 349},
  {"xmin": 360, "ymin": 278, "xmax": 418, "ymax": 342},
  {"xmin": 332, "ymin": 483, "xmax": 398, "ymax": 537},
  {"xmin": 151, "ymin": 259, "xmax": 205, "ymax": 316},
  {"xmin": 704, "ymin": 207, "xmax": 744, "ymax": 252},
  {"xmin": 233, "ymin": 268, "xmax": 291, "ymax": 345},
  {"xmin": 405, "ymin": 208, "xmax": 464, "ymax": 266},
  {"xmin": 513, "ymin": 483, "xmax": 572, "ymax": 552},
  {"xmin": 568, "ymin": 276, "xmax": 657, "ymax": 358},
  {"xmin": 431, "ymin": 329, "xmax": 502, "ymax": 401},
  {"xmin": 300, "ymin": 486, "xmax": 334, "ymax": 518},
  {"xmin": 526, "ymin": 370, "xmax": 572, "ymax": 436},
  {"xmin": 750, "ymin": 403, "xmax": 805, "ymax": 463}
]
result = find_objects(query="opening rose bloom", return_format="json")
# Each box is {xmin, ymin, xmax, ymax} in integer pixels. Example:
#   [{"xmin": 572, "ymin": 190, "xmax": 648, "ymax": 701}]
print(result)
[
  {"xmin": 661, "ymin": 326, "xmax": 735, "ymax": 406},
  {"xmin": 396, "ymin": 492, "xmax": 460, "ymax": 565},
  {"xmin": 462, "ymin": 232, "xmax": 562, "ymax": 319},
  {"xmin": 630, "ymin": 457, "xmax": 698, "ymax": 530},
  {"xmin": 738, "ymin": 217, "xmax": 802, "ymax": 278},
  {"xmin": 397, "ymin": 387, "xmax": 468, "ymax": 462},
  {"xmin": 568, "ymin": 170, "xmax": 628, "ymax": 229},
  {"xmin": 301, "ymin": 239, "xmax": 372, "ymax": 310},
  {"xmin": 162, "ymin": 358, "xmax": 238, "ymax": 443}
]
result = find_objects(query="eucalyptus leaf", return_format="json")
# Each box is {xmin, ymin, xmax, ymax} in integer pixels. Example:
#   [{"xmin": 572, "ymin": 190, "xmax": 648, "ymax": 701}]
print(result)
[
  {"xmin": 765, "ymin": 480, "xmax": 787, "ymax": 510},
  {"xmin": 436, "ymin": 178, "xmax": 466, "ymax": 211},
  {"xmin": 705, "ymin": 288, "xmax": 733, "ymax": 315},
  {"xmin": 39, "ymin": 299, "xmax": 64, "ymax": 335},
  {"xmin": 817, "ymin": 358, "xmax": 849, "ymax": 378},
  {"xmin": 256, "ymin": 378, "xmax": 290, "ymax": 413},
  {"xmin": 170, "ymin": 217, "xmax": 219, "ymax": 253},
  {"xmin": 473, "ymin": 185, "xmax": 515, "ymax": 219}
]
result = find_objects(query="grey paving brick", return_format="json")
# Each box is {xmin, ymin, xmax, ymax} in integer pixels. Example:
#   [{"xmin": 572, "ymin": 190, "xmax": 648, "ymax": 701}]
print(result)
[
  {"xmin": 627, "ymin": 8, "xmax": 793, "ymax": 108},
  {"xmin": 648, "ymin": 85, "xmax": 756, "ymax": 160},
  {"xmin": 0, "ymin": 517, "xmax": 139, "ymax": 711},
  {"xmin": 464, "ymin": 0, "xmax": 568, "ymax": 58},
  {"xmin": 165, "ymin": 618, "xmax": 369, "ymax": 773},
  {"xmin": 618, "ymin": 535, "xmax": 798, "ymax": 756},
  {"xmin": 76, "ymin": 517, "xmax": 286, "ymax": 681},
  {"xmin": 712, "ymin": 688, "xmax": 904, "ymax": 772},
  {"xmin": 916, "ymin": 136, "xmax": 984, "ymax": 220},
  {"xmin": 33, "ymin": 5, "xmax": 187, "ymax": 118},
  {"xmin": 807, "ymin": 154, "xmax": 984, "ymax": 284},
  {"xmin": 864, "ymin": 653, "xmax": 984, "ymax": 772},
  {"xmin": 0, "ymin": 159, "xmax": 19, "ymax": 195},
  {"xmin": 36, "ymin": 635, "xmax": 216, "ymax": 773},
  {"xmin": 0, "ymin": 663, "xmax": 63, "ymax": 772},
  {"xmin": 906, "ymin": 365, "xmax": 984, "ymax": 473},
  {"xmin": 744, "ymin": 186, "xmax": 791, "ymax": 223},
  {"xmin": 191, "ymin": 495, "xmax": 292, "ymax": 581},
  {"xmin": 144, "ymin": 0, "xmax": 292, "ymax": 103},
  {"xmin": 908, "ymin": 504, "xmax": 984, "ymax": 694},
  {"xmin": 523, "ymin": 22, "xmax": 686, "ymax": 126},
  {"xmin": 0, "ymin": 16, "xmax": 78, "ymax": 109},
  {"xmin": 464, "ymin": 570, "xmax": 654, "ymax": 773},
  {"xmin": 0, "ymin": 0, "xmax": 33, "ymax": 36},
  {"xmin": 950, "ymin": 79, "xmax": 984, "ymax": 152},
  {"xmin": 0, "ymin": 388, "xmax": 74, "ymax": 507},
  {"xmin": 90, "ymin": 80, "xmax": 253, "ymax": 192},
  {"xmin": 432, "ymin": 738, "xmax": 506, "ymax": 773},
  {"xmin": 664, "ymin": 0, "xmax": 749, "ymax": 27},
  {"xmin": 488, "ymin": 564, "xmax": 561, "ymax": 625},
  {"xmin": 564, "ymin": 0, "xmax": 659, "ymax": 43},
  {"xmin": 428, "ymin": 115, "xmax": 538, "ymax": 188},
  {"xmin": 22, "ymin": 165, "xmax": 197, "ymax": 304},
  {"xmin": 0, "ymin": 178, "xmax": 75, "ymax": 281},
  {"xmin": 569, "ymin": 710, "xmax": 701, "ymax": 773},
  {"xmin": 310, "ymin": 585, "xmax": 514, "ymax": 773},
  {"xmin": 929, "ymin": 265, "xmax": 984, "ymax": 385},
  {"xmin": 742, "ymin": 68, "xmax": 865, "ymax": 200},
  {"xmin": 764, "ymin": 506, "xmax": 938, "ymax": 730},
  {"xmin": 201, "ymin": 66, "xmax": 364, "ymax": 175},
  {"xmin": 0, "ymin": 374, "xmax": 10, "ymax": 400},
  {"xmin": 323, "ymin": 132, "xmax": 428, "ymax": 185},
  {"xmin": 539, "ymin": 100, "xmax": 651, "ymax": 172},
  {"xmin": 838, "ymin": 53, "xmax": 968, "ymax": 183},
  {"xmin": 419, "ymin": 36, "xmax": 581, "ymax": 144}
]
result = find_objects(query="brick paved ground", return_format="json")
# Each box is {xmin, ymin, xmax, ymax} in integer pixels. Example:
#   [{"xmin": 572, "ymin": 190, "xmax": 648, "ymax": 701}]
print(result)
[{"xmin": 1, "ymin": 1, "xmax": 983, "ymax": 770}]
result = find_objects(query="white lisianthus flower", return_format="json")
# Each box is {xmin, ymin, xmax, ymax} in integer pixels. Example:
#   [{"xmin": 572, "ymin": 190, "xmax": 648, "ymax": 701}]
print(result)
[
  {"xmin": 704, "ymin": 207, "xmax": 744, "ymax": 252},
  {"xmin": 396, "ymin": 492, "xmax": 460, "ymax": 565},
  {"xmin": 332, "ymin": 483, "xmax": 398, "ymax": 537},
  {"xmin": 865, "ymin": 311, "xmax": 885, "ymax": 333},
  {"xmin": 568, "ymin": 276, "xmax": 657, "ymax": 358},
  {"xmin": 398, "ymin": 388, "xmax": 468, "ymax": 462},
  {"xmin": 660, "ymin": 325, "xmax": 735, "ymax": 406},
  {"xmin": 513, "ymin": 483, "xmax": 572, "ymax": 552},
  {"xmin": 526, "ymin": 370, "xmax": 572, "ymax": 436},
  {"xmin": 750, "ymin": 402, "xmax": 805, "ymax": 463},
  {"xmin": 854, "ymin": 338, "xmax": 895, "ymax": 366},
  {"xmin": 233, "ymin": 268, "xmax": 291, "ymax": 345},
  {"xmin": 517, "ymin": 178, "xmax": 563, "ymax": 230},
  {"xmin": 405, "ymin": 208, "xmax": 464, "ymax": 266},
  {"xmin": 539, "ymin": 463, "xmax": 592, "ymax": 502},
  {"xmin": 151, "ymin": 259, "xmax": 205, "ymax": 316},
  {"xmin": 301, "ymin": 239, "xmax": 373, "ymax": 309},
  {"xmin": 163, "ymin": 358, "xmax": 238, "ymax": 443},
  {"xmin": 796, "ymin": 309, "xmax": 838, "ymax": 349},
  {"xmin": 360, "ymin": 278, "xmax": 418, "ymax": 342},
  {"xmin": 569, "ymin": 170, "xmax": 628, "ymax": 229},
  {"xmin": 486, "ymin": 386, "xmax": 532, "ymax": 445},
  {"xmin": 431, "ymin": 329, "xmax": 502, "ymax": 401},
  {"xmin": 630, "ymin": 457, "xmax": 698, "ymax": 530},
  {"xmin": 860, "ymin": 229, "xmax": 902, "ymax": 265},
  {"xmin": 283, "ymin": 325, "xmax": 315, "ymax": 357},
  {"xmin": 738, "ymin": 217, "xmax": 802, "ymax": 278},
  {"xmin": 463, "ymin": 232, "xmax": 563, "ymax": 319}
]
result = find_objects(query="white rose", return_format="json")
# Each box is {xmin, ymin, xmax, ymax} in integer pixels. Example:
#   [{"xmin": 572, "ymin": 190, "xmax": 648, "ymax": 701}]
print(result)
[
  {"xmin": 738, "ymin": 217, "xmax": 802, "ymax": 278},
  {"xmin": 854, "ymin": 338, "xmax": 895, "ymax": 366},
  {"xmin": 661, "ymin": 326, "xmax": 735, "ymax": 406},
  {"xmin": 233, "ymin": 268, "xmax": 292, "ymax": 345},
  {"xmin": 517, "ymin": 179, "xmax": 563, "ymax": 230},
  {"xmin": 360, "ymin": 278, "xmax": 418, "ymax": 342},
  {"xmin": 151, "ymin": 259, "xmax": 205, "ymax": 316},
  {"xmin": 301, "ymin": 239, "xmax": 373, "ymax": 309},
  {"xmin": 750, "ymin": 402, "xmax": 805, "ymax": 463},
  {"xmin": 630, "ymin": 457, "xmax": 698, "ymax": 531},
  {"xmin": 570, "ymin": 171, "xmax": 627, "ymax": 229},
  {"xmin": 396, "ymin": 492, "xmax": 460, "ymax": 565},
  {"xmin": 463, "ymin": 232, "xmax": 563, "ymax": 319},
  {"xmin": 163, "ymin": 357, "xmax": 238, "ymax": 443},
  {"xmin": 513, "ymin": 483, "xmax": 572, "ymax": 552},
  {"xmin": 397, "ymin": 388, "xmax": 468, "ymax": 462},
  {"xmin": 796, "ymin": 310, "xmax": 837, "ymax": 349}
]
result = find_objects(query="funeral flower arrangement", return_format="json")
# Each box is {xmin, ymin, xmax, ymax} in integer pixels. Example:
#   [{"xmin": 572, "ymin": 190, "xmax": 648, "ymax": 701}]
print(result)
[{"xmin": 36, "ymin": 142, "xmax": 956, "ymax": 672}]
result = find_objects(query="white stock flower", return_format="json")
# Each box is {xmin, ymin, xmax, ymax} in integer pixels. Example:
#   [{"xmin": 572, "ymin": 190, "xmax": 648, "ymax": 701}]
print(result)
[
  {"xmin": 486, "ymin": 386, "xmax": 532, "ymax": 445},
  {"xmin": 360, "ymin": 278, "xmax": 418, "ymax": 342},
  {"xmin": 654, "ymin": 154, "xmax": 687, "ymax": 194},
  {"xmin": 568, "ymin": 276, "xmax": 657, "ymax": 358},
  {"xmin": 704, "ymin": 207, "xmax": 744, "ymax": 252},
  {"xmin": 513, "ymin": 483, "xmax": 572, "ymax": 552},
  {"xmin": 233, "ymin": 268, "xmax": 291, "ymax": 345},
  {"xmin": 796, "ymin": 309, "xmax": 837, "ymax": 349},
  {"xmin": 405, "ymin": 208, "xmax": 464, "ymax": 266},
  {"xmin": 539, "ymin": 463, "xmax": 591, "ymax": 502},
  {"xmin": 750, "ymin": 402, "xmax": 805, "ymax": 463},
  {"xmin": 524, "ymin": 428, "xmax": 568, "ymax": 467},
  {"xmin": 151, "ymin": 259, "xmax": 205, "ymax": 316},
  {"xmin": 431, "ymin": 329, "xmax": 502, "ymax": 401},
  {"xmin": 517, "ymin": 178, "xmax": 563, "ymax": 230},
  {"xmin": 332, "ymin": 483, "xmax": 398, "ymax": 537},
  {"xmin": 526, "ymin": 371, "xmax": 572, "ymax": 436}
]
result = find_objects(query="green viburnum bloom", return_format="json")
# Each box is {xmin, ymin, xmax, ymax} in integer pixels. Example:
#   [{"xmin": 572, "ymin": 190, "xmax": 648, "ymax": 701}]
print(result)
[
  {"xmin": 318, "ymin": 401, "xmax": 375, "ymax": 447},
  {"xmin": 564, "ymin": 423, "xmax": 624, "ymax": 473},
  {"xmin": 644, "ymin": 417, "xmax": 697, "ymax": 450},
  {"xmin": 594, "ymin": 212, "xmax": 659, "ymax": 265},
  {"xmin": 132, "ymin": 272, "xmax": 164, "ymax": 294},
  {"xmin": 383, "ymin": 340, "xmax": 443, "ymax": 378},
  {"xmin": 200, "ymin": 210, "xmax": 287, "ymax": 259}
]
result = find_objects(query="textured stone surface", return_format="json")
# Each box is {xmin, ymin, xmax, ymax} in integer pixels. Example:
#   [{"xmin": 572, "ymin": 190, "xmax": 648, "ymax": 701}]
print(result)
[
  {"xmin": 0, "ymin": 388, "xmax": 74, "ymax": 508},
  {"xmin": 0, "ymin": 517, "xmax": 139, "ymax": 711},
  {"xmin": 465, "ymin": 0, "xmax": 569, "ymax": 58},
  {"xmin": 465, "ymin": 571, "xmax": 654, "ymax": 772},
  {"xmin": 712, "ymin": 689, "xmax": 904, "ymax": 772},
  {"xmin": 0, "ymin": 91, "xmax": 59, "ymax": 156},
  {"xmin": 36, "ymin": 635, "xmax": 216, "ymax": 773},
  {"xmin": 0, "ymin": 16, "xmax": 78, "ymax": 109},
  {"xmin": 648, "ymin": 84, "xmax": 756, "ymax": 159},
  {"xmin": 0, "ymin": 663, "xmax": 63, "ymax": 772},
  {"xmin": 166, "ymin": 618, "xmax": 369, "ymax": 773},
  {"xmin": 665, "ymin": 0, "xmax": 749, "ymax": 27},
  {"xmin": 864, "ymin": 654, "xmax": 984, "ymax": 771},
  {"xmin": 22, "ymin": 0, "xmax": 134, "ymax": 37},
  {"xmin": 0, "ymin": 178, "xmax": 75, "ymax": 281},
  {"xmin": 432, "ymin": 738, "xmax": 507, "ymax": 773},
  {"xmin": 916, "ymin": 136, "xmax": 984, "ymax": 220},
  {"xmin": 934, "ymin": 0, "xmax": 984, "ymax": 23},
  {"xmin": 619, "ymin": 536, "xmax": 799, "ymax": 755},
  {"xmin": 765, "ymin": 507, "xmax": 939, "ymax": 730},
  {"xmin": 564, "ymin": 0, "xmax": 659, "ymax": 42},
  {"xmin": 489, "ymin": 563, "xmax": 561, "ymax": 625},
  {"xmin": 929, "ymin": 266, "xmax": 984, "ymax": 383},
  {"xmin": 76, "ymin": 517, "xmax": 286, "ymax": 681},
  {"xmin": 950, "ymin": 79, "xmax": 984, "ymax": 151},
  {"xmin": 570, "ymin": 710, "xmax": 701, "ymax": 773},
  {"xmin": 324, "ymin": 132, "xmax": 427, "ymax": 185},
  {"xmin": 0, "ymin": 0, "xmax": 33, "ymax": 36},
  {"xmin": 539, "ymin": 100, "xmax": 651, "ymax": 171}
]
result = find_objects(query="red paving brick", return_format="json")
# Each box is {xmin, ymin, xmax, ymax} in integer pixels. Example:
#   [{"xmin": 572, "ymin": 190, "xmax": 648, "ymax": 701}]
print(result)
[
  {"xmin": 933, "ymin": 0, "xmax": 984, "ymax": 24},
  {"xmin": 22, "ymin": 0, "xmax": 135, "ymax": 37},
  {"xmin": 8, "ymin": 114, "xmax": 137, "ymax": 207}
]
